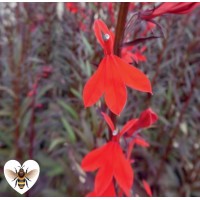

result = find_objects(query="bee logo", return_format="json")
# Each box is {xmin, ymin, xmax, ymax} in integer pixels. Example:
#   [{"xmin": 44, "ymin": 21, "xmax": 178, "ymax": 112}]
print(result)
[
  {"xmin": 5, "ymin": 166, "xmax": 38, "ymax": 189},
  {"xmin": 4, "ymin": 160, "xmax": 40, "ymax": 194}
]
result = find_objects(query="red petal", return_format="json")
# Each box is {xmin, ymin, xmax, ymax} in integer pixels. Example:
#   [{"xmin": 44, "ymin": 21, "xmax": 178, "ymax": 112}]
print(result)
[
  {"xmin": 83, "ymin": 58, "xmax": 106, "ymax": 107},
  {"xmin": 86, "ymin": 191, "xmax": 96, "ymax": 197},
  {"xmin": 120, "ymin": 119, "xmax": 138, "ymax": 136},
  {"xmin": 121, "ymin": 49, "xmax": 135, "ymax": 64},
  {"xmin": 134, "ymin": 137, "xmax": 150, "ymax": 148},
  {"xmin": 152, "ymin": 3, "xmax": 176, "ymax": 16},
  {"xmin": 86, "ymin": 181, "xmax": 116, "ymax": 197},
  {"xmin": 87, "ymin": 181, "xmax": 116, "ymax": 197},
  {"xmin": 142, "ymin": 180, "xmax": 152, "ymax": 197},
  {"xmin": 158, "ymin": 3, "xmax": 199, "ymax": 14},
  {"xmin": 104, "ymin": 56, "xmax": 127, "ymax": 115},
  {"xmin": 138, "ymin": 108, "xmax": 158, "ymax": 129},
  {"xmin": 145, "ymin": 3, "xmax": 200, "ymax": 19},
  {"xmin": 113, "ymin": 55, "xmax": 152, "ymax": 94},
  {"xmin": 113, "ymin": 143, "xmax": 133, "ymax": 196},
  {"xmin": 127, "ymin": 119, "xmax": 140, "ymax": 136},
  {"xmin": 127, "ymin": 140, "xmax": 135, "ymax": 160},
  {"xmin": 81, "ymin": 143, "xmax": 109, "ymax": 171},
  {"xmin": 101, "ymin": 181, "xmax": 116, "ymax": 197},
  {"xmin": 94, "ymin": 166, "xmax": 114, "ymax": 196},
  {"xmin": 93, "ymin": 19, "xmax": 114, "ymax": 54},
  {"xmin": 101, "ymin": 112, "xmax": 115, "ymax": 132},
  {"xmin": 93, "ymin": 19, "xmax": 111, "ymax": 48},
  {"xmin": 174, "ymin": 3, "xmax": 200, "ymax": 14},
  {"xmin": 134, "ymin": 52, "xmax": 146, "ymax": 62}
]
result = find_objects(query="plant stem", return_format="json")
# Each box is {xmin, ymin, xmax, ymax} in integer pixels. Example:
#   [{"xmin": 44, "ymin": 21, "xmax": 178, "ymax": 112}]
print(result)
[
  {"xmin": 114, "ymin": 3, "xmax": 130, "ymax": 56},
  {"xmin": 28, "ymin": 82, "xmax": 37, "ymax": 159},
  {"xmin": 108, "ymin": 3, "xmax": 130, "ymax": 138}
]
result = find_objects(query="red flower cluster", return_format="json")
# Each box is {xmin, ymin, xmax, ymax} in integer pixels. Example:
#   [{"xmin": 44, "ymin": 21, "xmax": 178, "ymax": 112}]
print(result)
[
  {"xmin": 83, "ymin": 19, "xmax": 152, "ymax": 115},
  {"xmin": 81, "ymin": 109, "xmax": 158, "ymax": 196}
]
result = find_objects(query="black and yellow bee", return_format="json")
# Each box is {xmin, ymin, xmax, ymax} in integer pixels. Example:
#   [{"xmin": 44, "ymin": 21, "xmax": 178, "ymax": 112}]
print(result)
[{"xmin": 5, "ymin": 166, "xmax": 38, "ymax": 189}]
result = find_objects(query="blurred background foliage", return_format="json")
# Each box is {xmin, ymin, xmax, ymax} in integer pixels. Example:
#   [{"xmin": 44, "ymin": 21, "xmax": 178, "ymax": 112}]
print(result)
[{"xmin": 0, "ymin": 2, "xmax": 199, "ymax": 197}]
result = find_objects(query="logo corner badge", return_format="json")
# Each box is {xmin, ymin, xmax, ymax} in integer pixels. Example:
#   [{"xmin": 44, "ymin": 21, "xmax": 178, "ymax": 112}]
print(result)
[{"xmin": 4, "ymin": 160, "xmax": 40, "ymax": 194}]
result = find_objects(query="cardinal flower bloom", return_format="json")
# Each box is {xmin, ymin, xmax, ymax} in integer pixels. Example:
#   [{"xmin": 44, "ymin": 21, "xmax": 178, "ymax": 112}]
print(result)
[
  {"xmin": 81, "ymin": 112, "xmax": 136, "ymax": 196},
  {"xmin": 122, "ymin": 46, "xmax": 147, "ymax": 64},
  {"xmin": 126, "ymin": 108, "xmax": 158, "ymax": 137},
  {"xmin": 82, "ymin": 141, "xmax": 133, "ymax": 196},
  {"xmin": 83, "ymin": 19, "xmax": 152, "ymax": 115},
  {"xmin": 141, "ymin": 3, "xmax": 200, "ymax": 20}
]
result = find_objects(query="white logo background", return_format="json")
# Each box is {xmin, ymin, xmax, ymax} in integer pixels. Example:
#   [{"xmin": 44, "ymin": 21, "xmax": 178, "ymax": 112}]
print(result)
[{"xmin": 4, "ymin": 160, "xmax": 40, "ymax": 194}]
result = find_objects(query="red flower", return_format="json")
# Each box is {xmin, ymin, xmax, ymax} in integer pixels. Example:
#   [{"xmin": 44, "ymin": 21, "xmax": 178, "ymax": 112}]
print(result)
[
  {"xmin": 122, "ymin": 46, "xmax": 147, "ymax": 64},
  {"xmin": 65, "ymin": 3, "xmax": 79, "ymax": 14},
  {"xmin": 126, "ymin": 108, "xmax": 158, "ymax": 137},
  {"xmin": 83, "ymin": 19, "xmax": 152, "ymax": 115},
  {"xmin": 124, "ymin": 108, "xmax": 157, "ymax": 161},
  {"xmin": 86, "ymin": 181, "xmax": 116, "ymax": 197},
  {"xmin": 81, "ymin": 112, "xmax": 135, "ymax": 196},
  {"xmin": 81, "ymin": 141, "xmax": 133, "ymax": 196},
  {"xmin": 141, "ymin": 21, "xmax": 156, "ymax": 37},
  {"xmin": 142, "ymin": 3, "xmax": 200, "ymax": 20},
  {"xmin": 127, "ymin": 136, "xmax": 150, "ymax": 160},
  {"xmin": 41, "ymin": 66, "xmax": 52, "ymax": 78},
  {"xmin": 142, "ymin": 180, "xmax": 153, "ymax": 197}
]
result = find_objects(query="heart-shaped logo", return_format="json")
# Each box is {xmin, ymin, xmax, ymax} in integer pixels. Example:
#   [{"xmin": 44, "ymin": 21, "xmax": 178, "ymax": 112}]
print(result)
[{"xmin": 4, "ymin": 160, "xmax": 40, "ymax": 194}]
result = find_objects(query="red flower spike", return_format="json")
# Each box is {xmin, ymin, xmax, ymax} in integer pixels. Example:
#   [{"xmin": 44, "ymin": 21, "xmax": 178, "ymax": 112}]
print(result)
[
  {"xmin": 83, "ymin": 19, "xmax": 152, "ymax": 115},
  {"xmin": 142, "ymin": 3, "xmax": 200, "ymax": 20},
  {"xmin": 81, "ymin": 141, "xmax": 133, "ymax": 197},
  {"xmin": 142, "ymin": 180, "xmax": 153, "ymax": 197}
]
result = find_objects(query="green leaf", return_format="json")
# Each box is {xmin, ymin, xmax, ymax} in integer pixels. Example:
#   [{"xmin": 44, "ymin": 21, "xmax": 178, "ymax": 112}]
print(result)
[
  {"xmin": 47, "ymin": 164, "xmax": 64, "ymax": 177},
  {"xmin": 20, "ymin": 109, "xmax": 32, "ymax": 137},
  {"xmin": 0, "ymin": 86, "xmax": 16, "ymax": 98},
  {"xmin": 81, "ymin": 33, "xmax": 93, "ymax": 55},
  {"xmin": 61, "ymin": 117, "xmax": 76, "ymax": 143},
  {"xmin": 48, "ymin": 137, "xmax": 66, "ymax": 152},
  {"xmin": 57, "ymin": 99, "xmax": 78, "ymax": 119},
  {"xmin": 37, "ymin": 83, "xmax": 54, "ymax": 99},
  {"xmin": 70, "ymin": 88, "xmax": 82, "ymax": 100},
  {"xmin": 0, "ymin": 110, "xmax": 12, "ymax": 117}
]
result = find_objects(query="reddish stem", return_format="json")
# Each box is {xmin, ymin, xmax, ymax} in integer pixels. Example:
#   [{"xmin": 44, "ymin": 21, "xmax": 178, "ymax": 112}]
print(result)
[
  {"xmin": 108, "ymin": 3, "xmax": 130, "ymax": 138},
  {"xmin": 28, "ymin": 77, "xmax": 40, "ymax": 159}
]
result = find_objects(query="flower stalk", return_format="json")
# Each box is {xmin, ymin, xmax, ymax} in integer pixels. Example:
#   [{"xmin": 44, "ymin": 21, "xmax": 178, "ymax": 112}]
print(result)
[{"xmin": 109, "ymin": 2, "xmax": 130, "ymax": 137}]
